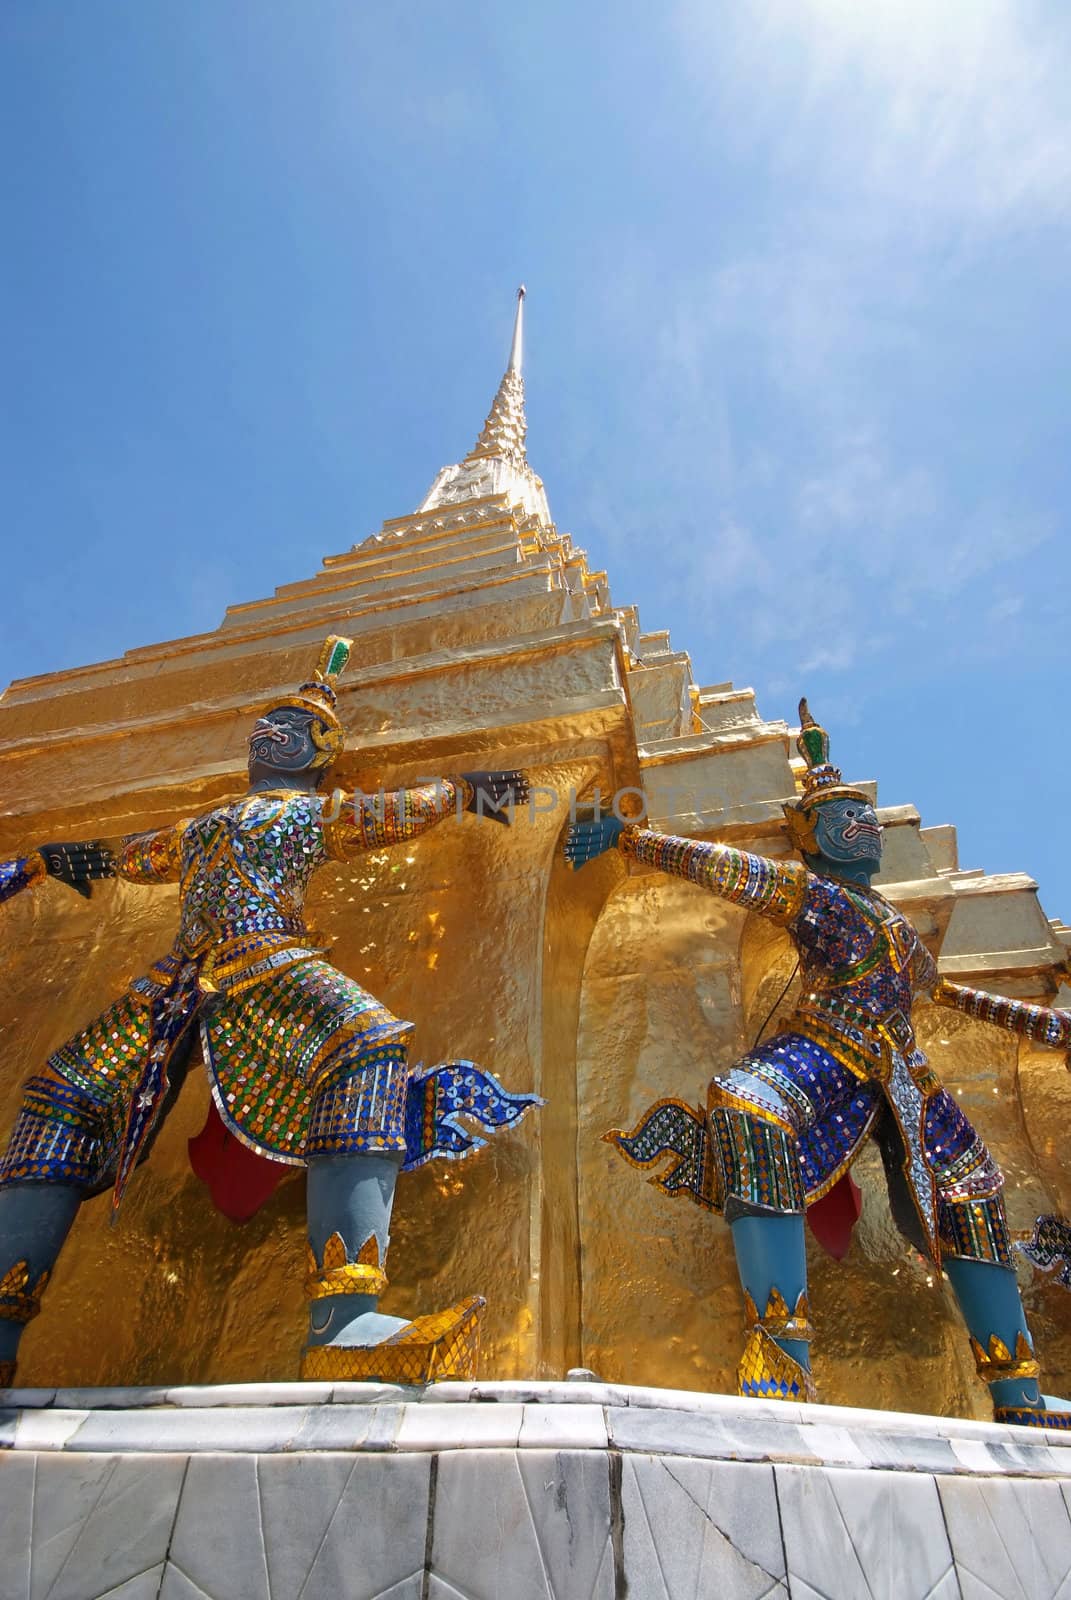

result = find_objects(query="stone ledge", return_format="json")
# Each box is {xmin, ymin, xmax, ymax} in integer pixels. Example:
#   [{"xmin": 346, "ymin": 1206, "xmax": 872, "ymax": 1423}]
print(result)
[
  {"xmin": 2, "ymin": 1383, "xmax": 1071, "ymax": 1600},
  {"xmin": 3, "ymin": 1380, "xmax": 1070, "ymax": 1476}
]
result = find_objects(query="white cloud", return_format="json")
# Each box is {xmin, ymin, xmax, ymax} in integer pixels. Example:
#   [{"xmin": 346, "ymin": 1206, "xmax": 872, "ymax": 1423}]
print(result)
[
  {"xmin": 560, "ymin": 3, "xmax": 1067, "ymax": 708},
  {"xmin": 798, "ymin": 431, "xmax": 939, "ymax": 539},
  {"xmin": 673, "ymin": 0, "xmax": 1071, "ymax": 233}
]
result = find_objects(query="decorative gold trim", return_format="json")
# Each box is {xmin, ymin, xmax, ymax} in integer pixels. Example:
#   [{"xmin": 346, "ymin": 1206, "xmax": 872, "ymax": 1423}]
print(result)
[
  {"xmin": 781, "ymin": 800, "xmax": 819, "ymax": 856},
  {"xmin": 738, "ymin": 1324, "xmax": 818, "ymax": 1404},
  {"xmin": 797, "ymin": 783, "xmax": 872, "ymax": 815},
  {"xmin": 969, "ymin": 1330, "xmax": 1040, "ymax": 1383},
  {"xmin": 305, "ymin": 1264, "xmax": 388, "ymax": 1299},
  {"xmin": 707, "ymin": 1079, "xmax": 798, "ymax": 1139},
  {"xmin": 304, "ymin": 1232, "xmax": 388, "ymax": 1301},
  {"xmin": 743, "ymin": 1287, "xmax": 815, "ymax": 1343},
  {"xmin": 23, "ymin": 850, "xmax": 48, "ymax": 887},
  {"xmin": 0, "ymin": 1260, "xmax": 50, "ymax": 1325},
  {"xmin": 994, "ymin": 1403, "xmax": 1071, "ymax": 1431}
]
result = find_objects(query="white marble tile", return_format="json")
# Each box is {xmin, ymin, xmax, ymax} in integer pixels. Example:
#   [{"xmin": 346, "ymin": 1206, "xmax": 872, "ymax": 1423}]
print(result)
[
  {"xmin": 288, "ymin": 1402, "xmax": 398, "ymax": 1451},
  {"xmin": 624, "ymin": 1385, "xmax": 805, "ymax": 1423},
  {"xmin": 610, "ymin": 1402, "xmax": 811, "ymax": 1466},
  {"xmin": 621, "ymin": 1453, "xmax": 787, "ymax": 1600},
  {"xmin": 165, "ymin": 1382, "xmax": 334, "ymax": 1408},
  {"xmin": 395, "ymin": 1400, "xmax": 524, "ymax": 1450},
  {"xmin": 998, "ymin": 1433, "xmax": 1069, "ymax": 1459},
  {"xmin": 26, "ymin": 1452, "xmax": 120, "ymax": 1600},
  {"xmin": 359, "ymin": 1402, "xmax": 407, "ymax": 1450},
  {"xmin": 159, "ymin": 1566, "xmax": 212, "ymax": 1600},
  {"xmin": 431, "ymin": 1447, "xmax": 614, "ymax": 1599},
  {"xmin": 794, "ymin": 1422, "xmax": 871, "ymax": 1468},
  {"xmin": 2, "ymin": 1387, "xmax": 57, "ymax": 1407},
  {"xmin": 948, "ymin": 1437, "xmax": 1001, "ymax": 1474},
  {"xmin": 0, "ymin": 1452, "xmax": 35, "ymax": 1600},
  {"xmin": 423, "ymin": 1381, "xmax": 477, "ymax": 1403},
  {"xmin": 775, "ymin": 1464, "xmax": 957, "ymax": 1600},
  {"xmin": 54, "ymin": 1387, "xmax": 171, "ymax": 1411},
  {"xmin": 327, "ymin": 1382, "xmax": 412, "ymax": 1405},
  {"xmin": 34, "ymin": 1452, "xmax": 187, "ymax": 1600},
  {"xmin": 845, "ymin": 1428, "xmax": 962, "ymax": 1475},
  {"xmin": 814, "ymin": 1399, "xmax": 1015, "ymax": 1441},
  {"xmin": 14, "ymin": 1408, "xmax": 90, "ymax": 1450},
  {"xmin": 365, "ymin": 1578, "xmax": 424, "ymax": 1600},
  {"xmin": 168, "ymin": 1455, "xmax": 271, "ymax": 1600},
  {"xmin": 517, "ymin": 1401, "xmax": 608, "ymax": 1449},
  {"xmin": 258, "ymin": 1448, "xmax": 431, "ymax": 1599},
  {"xmin": 250, "ymin": 1453, "xmax": 353, "ymax": 1598},
  {"xmin": 940, "ymin": 1474, "xmax": 1071, "ymax": 1599},
  {"xmin": 471, "ymin": 1378, "xmax": 627, "ymax": 1408},
  {"xmin": 986, "ymin": 1438, "xmax": 1071, "ymax": 1478},
  {"xmin": 516, "ymin": 1451, "xmax": 615, "ymax": 1598},
  {"xmin": 97, "ymin": 1567, "xmax": 166, "ymax": 1599},
  {"xmin": 426, "ymin": 1579, "xmax": 479, "ymax": 1600},
  {"xmin": 60, "ymin": 1404, "xmax": 308, "ymax": 1454}
]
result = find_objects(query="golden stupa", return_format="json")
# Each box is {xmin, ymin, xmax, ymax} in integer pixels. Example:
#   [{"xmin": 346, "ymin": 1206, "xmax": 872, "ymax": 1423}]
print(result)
[{"xmin": 2, "ymin": 290, "xmax": 1069, "ymax": 1418}]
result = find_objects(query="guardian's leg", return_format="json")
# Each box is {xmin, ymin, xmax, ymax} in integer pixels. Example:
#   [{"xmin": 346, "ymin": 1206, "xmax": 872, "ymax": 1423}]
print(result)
[
  {"xmin": 300, "ymin": 1047, "xmax": 483, "ymax": 1383},
  {"xmin": 710, "ymin": 1082, "xmax": 816, "ymax": 1403},
  {"xmin": 0, "ymin": 1074, "xmax": 108, "ymax": 1384},
  {"xmin": 942, "ymin": 1188, "xmax": 1071, "ymax": 1427},
  {"xmin": 927, "ymin": 1090, "xmax": 1069, "ymax": 1426}
]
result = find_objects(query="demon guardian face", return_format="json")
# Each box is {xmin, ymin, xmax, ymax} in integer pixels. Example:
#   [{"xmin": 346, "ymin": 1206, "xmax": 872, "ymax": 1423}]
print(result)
[
  {"xmin": 247, "ymin": 707, "xmax": 324, "ymax": 779},
  {"xmin": 811, "ymin": 796, "xmax": 883, "ymax": 869}
]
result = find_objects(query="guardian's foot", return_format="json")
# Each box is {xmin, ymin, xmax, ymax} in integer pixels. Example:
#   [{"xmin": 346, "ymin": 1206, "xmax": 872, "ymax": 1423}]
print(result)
[
  {"xmin": 302, "ymin": 1153, "xmax": 486, "ymax": 1382},
  {"xmin": 995, "ymin": 1393, "xmax": 1071, "ymax": 1430},
  {"xmin": 300, "ymin": 1296, "xmax": 485, "ymax": 1382},
  {"xmin": 739, "ymin": 1322, "xmax": 818, "ymax": 1404}
]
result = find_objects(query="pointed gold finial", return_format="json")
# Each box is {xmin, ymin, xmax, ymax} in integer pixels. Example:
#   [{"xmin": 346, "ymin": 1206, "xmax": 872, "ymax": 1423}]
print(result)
[
  {"xmin": 466, "ymin": 286, "xmax": 529, "ymax": 464},
  {"xmin": 508, "ymin": 285, "xmax": 526, "ymax": 374}
]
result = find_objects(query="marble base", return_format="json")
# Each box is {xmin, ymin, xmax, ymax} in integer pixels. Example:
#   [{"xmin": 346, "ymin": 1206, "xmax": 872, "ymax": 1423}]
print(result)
[{"xmin": 2, "ymin": 1379, "xmax": 1071, "ymax": 1599}]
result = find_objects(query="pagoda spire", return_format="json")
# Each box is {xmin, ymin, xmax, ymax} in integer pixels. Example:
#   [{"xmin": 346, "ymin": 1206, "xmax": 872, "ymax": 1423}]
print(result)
[
  {"xmin": 466, "ymin": 286, "xmax": 527, "ymax": 464},
  {"xmin": 417, "ymin": 284, "xmax": 548, "ymax": 522}
]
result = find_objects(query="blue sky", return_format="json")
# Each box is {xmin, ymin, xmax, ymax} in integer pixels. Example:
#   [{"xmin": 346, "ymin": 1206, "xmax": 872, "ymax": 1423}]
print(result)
[{"xmin": 3, "ymin": 1, "xmax": 1069, "ymax": 915}]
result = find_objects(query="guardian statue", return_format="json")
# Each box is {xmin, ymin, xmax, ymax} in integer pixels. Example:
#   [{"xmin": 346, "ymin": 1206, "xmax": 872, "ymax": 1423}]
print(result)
[
  {"xmin": 565, "ymin": 701, "xmax": 1068, "ymax": 1427},
  {"xmin": 0, "ymin": 638, "xmax": 539, "ymax": 1386}
]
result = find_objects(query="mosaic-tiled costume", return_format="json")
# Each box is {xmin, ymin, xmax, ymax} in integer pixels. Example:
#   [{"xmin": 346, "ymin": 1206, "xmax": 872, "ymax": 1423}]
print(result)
[
  {"xmin": 610, "ymin": 830, "xmax": 1004, "ymax": 1269},
  {"xmin": 1, "ymin": 785, "xmax": 531, "ymax": 1202},
  {"xmin": 933, "ymin": 979, "xmax": 1071, "ymax": 1298},
  {"xmin": 569, "ymin": 701, "xmax": 1069, "ymax": 1425},
  {"xmin": 934, "ymin": 979, "xmax": 1071, "ymax": 1054},
  {"xmin": 0, "ymin": 638, "xmax": 538, "ymax": 1387}
]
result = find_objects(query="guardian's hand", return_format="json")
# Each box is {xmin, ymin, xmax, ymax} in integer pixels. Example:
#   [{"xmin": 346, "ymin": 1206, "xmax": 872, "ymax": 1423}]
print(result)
[
  {"xmin": 459, "ymin": 771, "xmax": 528, "ymax": 826},
  {"xmin": 38, "ymin": 840, "xmax": 116, "ymax": 899},
  {"xmin": 562, "ymin": 811, "xmax": 626, "ymax": 869}
]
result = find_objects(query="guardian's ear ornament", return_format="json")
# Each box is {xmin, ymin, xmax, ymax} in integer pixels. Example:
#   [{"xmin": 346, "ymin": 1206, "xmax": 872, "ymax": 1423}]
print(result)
[{"xmin": 781, "ymin": 799, "xmax": 817, "ymax": 855}]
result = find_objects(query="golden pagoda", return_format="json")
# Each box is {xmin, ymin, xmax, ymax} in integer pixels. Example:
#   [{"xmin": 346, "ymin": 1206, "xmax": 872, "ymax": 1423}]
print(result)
[{"xmin": 1, "ymin": 290, "xmax": 1068, "ymax": 1418}]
